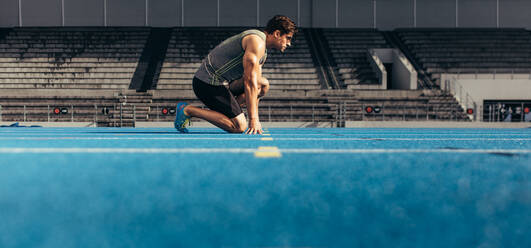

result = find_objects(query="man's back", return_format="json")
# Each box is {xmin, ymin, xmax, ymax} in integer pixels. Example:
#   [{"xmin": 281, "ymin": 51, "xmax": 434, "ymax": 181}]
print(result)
[{"xmin": 194, "ymin": 29, "xmax": 267, "ymax": 86}]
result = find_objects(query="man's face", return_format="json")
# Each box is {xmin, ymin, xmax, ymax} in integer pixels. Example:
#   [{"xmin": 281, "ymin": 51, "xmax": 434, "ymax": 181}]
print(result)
[{"xmin": 273, "ymin": 30, "xmax": 293, "ymax": 52}]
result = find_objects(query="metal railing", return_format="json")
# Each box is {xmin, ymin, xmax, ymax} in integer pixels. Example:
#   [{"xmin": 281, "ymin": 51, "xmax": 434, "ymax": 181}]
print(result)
[
  {"xmin": 443, "ymin": 77, "xmax": 477, "ymax": 121},
  {"xmin": 482, "ymin": 101, "xmax": 531, "ymax": 122},
  {"xmin": 360, "ymin": 103, "xmax": 467, "ymax": 121},
  {"xmin": 0, "ymin": 104, "xmax": 116, "ymax": 126}
]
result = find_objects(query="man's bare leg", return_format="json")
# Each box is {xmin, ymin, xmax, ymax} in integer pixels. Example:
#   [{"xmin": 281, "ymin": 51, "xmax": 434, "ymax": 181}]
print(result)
[
  {"xmin": 181, "ymin": 77, "xmax": 267, "ymax": 133},
  {"xmin": 183, "ymin": 106, "xmax": 247, "ymax": 133}
]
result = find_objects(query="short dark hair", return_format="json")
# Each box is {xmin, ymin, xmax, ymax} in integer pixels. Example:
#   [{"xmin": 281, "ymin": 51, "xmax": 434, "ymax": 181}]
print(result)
[{"xmin": 264, "ymin": 15, "xmax": 297, "ymax": 35}]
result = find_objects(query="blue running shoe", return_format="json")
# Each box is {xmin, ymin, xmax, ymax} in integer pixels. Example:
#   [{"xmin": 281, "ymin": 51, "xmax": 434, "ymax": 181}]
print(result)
[{"xmin": 174, "ymin": 102, "xmax": 190, "ymax": 133}]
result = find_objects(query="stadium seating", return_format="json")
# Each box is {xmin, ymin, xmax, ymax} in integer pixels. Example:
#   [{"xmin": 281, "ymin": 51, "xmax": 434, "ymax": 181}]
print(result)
[
  {"xmin": 0, "ymin": 27, "xmax": 149, "ymax": 89},
  {"xmin": 396, "ymin": 28, "xmax": 531, "ymax": 84},
  {"xmin": 150, "ymin": 90, "xmax": 339, "ymax": 124},
  {"xmin": 0, "ymin": 90, "xmax": 153, "ymax": 127},
  {"xmin": 157, "ymin": 27, "xmax": 321, "ymax": 92},
  {"xmin": 0, "ymin": 90, "xmax": 117, "ymax": 124},
  {"xmin": 0, "ymin": 27, "xmax": 482, "ymax": 126},
  {"xmin": 322, "ymin": 89, "xmax": 469, "ymax": 122},
  {"xmin": 320, "ymin": 29, "xmax": 391, "ymax": 88}
]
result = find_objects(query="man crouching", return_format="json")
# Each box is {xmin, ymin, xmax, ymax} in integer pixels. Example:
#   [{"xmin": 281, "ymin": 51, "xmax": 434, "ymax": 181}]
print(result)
[{"xmin": 174, "ymin": 15, "xmax": 296, "ymax": 134}]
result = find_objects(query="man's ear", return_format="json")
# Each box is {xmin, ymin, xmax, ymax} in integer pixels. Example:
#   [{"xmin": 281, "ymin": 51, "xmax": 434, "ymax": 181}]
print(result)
[{"xmin": 273, "ymin": 30, "xmax": 281, "ymax": 38}]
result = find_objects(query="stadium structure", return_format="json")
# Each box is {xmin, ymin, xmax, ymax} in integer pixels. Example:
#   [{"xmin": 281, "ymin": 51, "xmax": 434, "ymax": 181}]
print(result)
[
  {"xmin": 0, "ymin": 1, "xmax": 530, "ymax": 248},
  {"xmin": 0, "ymin": 0, "xmax": 529, "ymax": 127}
]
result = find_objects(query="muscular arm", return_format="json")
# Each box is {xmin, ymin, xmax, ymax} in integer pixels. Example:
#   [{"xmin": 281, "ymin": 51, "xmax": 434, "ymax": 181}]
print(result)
[{"xmin": 241, "ymin": 35, "xmax": 265, "ymax": 134}]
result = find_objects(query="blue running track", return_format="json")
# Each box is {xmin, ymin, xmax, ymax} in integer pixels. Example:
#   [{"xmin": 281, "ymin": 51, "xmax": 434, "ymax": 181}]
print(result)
[{"xmin": 0, "ymin": 127, "xmax": 530, "ymax": 247}]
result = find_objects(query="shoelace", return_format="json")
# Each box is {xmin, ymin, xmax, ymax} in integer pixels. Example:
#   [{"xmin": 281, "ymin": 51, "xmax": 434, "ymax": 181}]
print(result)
[{"xmin": 180, "ymin": 116, "xmax": 190, "ymax": 129}]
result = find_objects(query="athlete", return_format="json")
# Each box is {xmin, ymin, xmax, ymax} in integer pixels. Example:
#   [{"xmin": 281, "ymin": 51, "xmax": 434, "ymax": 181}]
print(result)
[{"xmin": 174, "ymin": 15, "xmax": 296, "ymax": 134}]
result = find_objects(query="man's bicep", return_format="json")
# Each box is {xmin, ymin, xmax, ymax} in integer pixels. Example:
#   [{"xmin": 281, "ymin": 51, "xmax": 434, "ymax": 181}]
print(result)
[
  {"xmin": 243, "ymin": 50, "xmax": 259, "ymax": 71},
  {"xmin": 242, "ymin": 35, "xmax": 265, "ymax": 62}
]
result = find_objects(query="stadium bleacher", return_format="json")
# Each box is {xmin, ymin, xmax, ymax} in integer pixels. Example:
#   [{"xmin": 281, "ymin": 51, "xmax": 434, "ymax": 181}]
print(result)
[
  {"xmin": 157, "ymin": 27, "xmax": 321, "ymax": 92},
  {"xmin": 321, "ymin": 29, "xmax": 391, "ymax": 88},
  {"xmin": 396, "ymin": 28, "xmax": 531, "ymax": 84},
  {"xmin": 0, "ymin": 27, "xmax": 149, "ymax": 89},
  {"xmin": 3, "ymin": 26, "xmax": 515, "ymax": 126}
]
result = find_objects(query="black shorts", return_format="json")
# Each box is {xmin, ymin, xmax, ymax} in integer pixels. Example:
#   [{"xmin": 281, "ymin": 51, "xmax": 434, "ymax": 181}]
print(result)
[{"xmin": 192, "ymin": 77, "xmax": 243, "ymax": 119}]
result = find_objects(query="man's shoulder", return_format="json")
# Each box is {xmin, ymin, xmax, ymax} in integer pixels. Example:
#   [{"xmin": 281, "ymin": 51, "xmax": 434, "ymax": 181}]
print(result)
[
  {"xmin": 242, "ymin": 33, "xmax": 265, "ymax": 52},
  {"xmin": 241, "ymin": 29, "xmax": 266, "ymax": 41}
]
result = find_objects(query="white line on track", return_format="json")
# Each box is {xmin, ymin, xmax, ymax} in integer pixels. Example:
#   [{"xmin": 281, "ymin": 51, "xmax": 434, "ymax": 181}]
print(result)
[
  {"xmin": 0, "ymin": 148, "xmax": 256, "ymax": 154},
  {"xmin": 1, "ymin": 132, "xmax": 530, "ymax": 136},
  {"xmin": 0, "ymin": 137, "xmax": 530, "ymax": 141},
  {"xmin": 0, "ymin": 147, "xmax": 529, "ymax": 154}
]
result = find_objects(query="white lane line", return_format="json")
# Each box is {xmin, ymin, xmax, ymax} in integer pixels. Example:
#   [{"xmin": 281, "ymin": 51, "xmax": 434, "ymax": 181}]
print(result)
[
  {"xmin": 1, "ymin": 132, "xmax": 529, "ymax": 135},
  {"xmin": 277, "ymin": 138, "xmax": 531, "ymax": 141},
  {"xmin": 0, "ymin": 148, "xmax": 257, "ymax": 154},
  {"xmin": 1, "ymin": 132, "xmax": 529, "ymax": 136},
  {"xmin": 269, "ymin": 133, "xmax": 531, "ymax": 136},
  {"xmin": 0, "ymin": 137, "xmax": 530, "ymax": 141},
  {"xmin": 280, "ymin": 149, "xmax": 531, "ymax": 154},
  {"xmin": 0, "ymin": 148, "xmax": 529, "ymax": 154}
]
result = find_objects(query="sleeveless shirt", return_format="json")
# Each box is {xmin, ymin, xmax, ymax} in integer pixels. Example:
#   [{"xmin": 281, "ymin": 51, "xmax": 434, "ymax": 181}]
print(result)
[{"xmin": 194, "ymin": 29, "xmax": 268, "ymax": 86}]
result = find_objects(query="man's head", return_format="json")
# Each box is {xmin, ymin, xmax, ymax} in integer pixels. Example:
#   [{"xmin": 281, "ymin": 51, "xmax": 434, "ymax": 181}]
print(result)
[{"xmin": 264, "ymin": 15, "xmax": 297, "ymax": 52}]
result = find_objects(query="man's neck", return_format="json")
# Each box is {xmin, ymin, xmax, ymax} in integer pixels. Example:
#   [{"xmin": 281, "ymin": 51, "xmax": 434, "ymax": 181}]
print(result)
[{"xmin": 264, "ymin": 32, "xmax": 274, "ymax": 50}]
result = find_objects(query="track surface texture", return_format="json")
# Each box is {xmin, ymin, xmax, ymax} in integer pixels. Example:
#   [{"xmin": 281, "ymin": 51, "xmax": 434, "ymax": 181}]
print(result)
[{"xmin": 0, "ymin": 127, "xmax": 530, "ymax": 248}]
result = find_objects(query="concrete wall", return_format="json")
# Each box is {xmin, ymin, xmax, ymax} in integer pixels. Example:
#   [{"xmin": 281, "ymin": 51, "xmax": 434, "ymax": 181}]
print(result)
[
  {"xmin": 108, "ymin": 0, "xmax": 145, "ymax": 26},
  {"xmin": 376, "ymin": 0, "xmax": 414, "ymax": 30},
  {"xmin": 65, "ymin": 0, "xmax": 104, "ymax": 26},
  {"xmin": 1, "ymin": 0, "xmax": 531, "ymax": 28},
  {"xmin": 21, "ymin": 0, "xmax": 62, "ymax": 26},
  {"xmin": 457, "ymin": 79, "xmax": 531, "ymax": 102},
  {"xmin": 367, "ymin": 48, "xmax": 417, "ymax": 90},
  {"xmin": 0, "ymin": 0, "xmax": 19, "ymax": 27},
  {"xmin": 149, "ymin": 0, "xmax": 181, "ymax": 27},
  {"xmin": 458, "ymin": 0, "xmax": 497, "ymax": 27},
  {"xmin": 392, "ymin": 50, "xmax": 417, "ymax": 90},
  {"xmin": 417, "ymin": 0, "xmax": 456, "ymax": 27}
]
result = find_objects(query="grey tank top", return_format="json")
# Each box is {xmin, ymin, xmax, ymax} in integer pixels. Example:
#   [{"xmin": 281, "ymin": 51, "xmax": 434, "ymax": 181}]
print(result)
[{"xmin": 194, "ymin": 29, "xmax": 267, "ymax": 86}]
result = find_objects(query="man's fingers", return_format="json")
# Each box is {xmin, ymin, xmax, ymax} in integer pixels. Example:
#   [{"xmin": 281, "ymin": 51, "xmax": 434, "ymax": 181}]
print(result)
[{"xmin": 244, "ymin": 127, "xmax": 263, "ymax": 135}]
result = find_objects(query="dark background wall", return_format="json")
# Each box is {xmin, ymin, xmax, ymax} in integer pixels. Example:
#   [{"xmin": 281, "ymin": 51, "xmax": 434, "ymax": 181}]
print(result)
[
  {"xmin": 21, "ymin": 0, "xmax": 62, "ymax": 26},
  {"xmin": 376, "ymin": 0, "xmax": 414, "ymax": 29},
  {"xmin": 459, "ymin": 0, "xmax": 498, "ymax": 27},
  {"xmin": 417, "ymin": 0, "xmax": 457, "ymax": 28},
  {"xmin": 1, "ymin": 0, "xmax": 530, "ymax": 29},
  {"xmin": 65, "ymin": 0, "xmax": 104, "ymax": 26},
  {"xmin": 0, "ymin": 0, "xmax": 20, "ymax": 27},
  {"xmin": 499, "ymin": 0, "xmax": 531, "ymax": 28}
]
